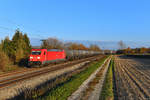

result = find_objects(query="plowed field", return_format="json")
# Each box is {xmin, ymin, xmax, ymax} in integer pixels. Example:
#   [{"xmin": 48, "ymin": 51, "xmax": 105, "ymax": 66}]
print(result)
[{"xmin": 114, "ymin": 56, "xmax": 150, "ymax": 100}]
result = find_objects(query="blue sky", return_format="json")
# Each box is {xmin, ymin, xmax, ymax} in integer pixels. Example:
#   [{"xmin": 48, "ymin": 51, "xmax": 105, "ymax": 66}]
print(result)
[{"xmin": 0, "ymin": 0, "xmax": 150, "ymax": 42}]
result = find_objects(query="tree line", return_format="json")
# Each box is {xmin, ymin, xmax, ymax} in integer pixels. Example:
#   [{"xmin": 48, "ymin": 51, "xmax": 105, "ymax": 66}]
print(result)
[
  {"xmin": 0, "ymin": 29, "xmax": 31, "ymax": 71},
  {"xmin": 40, "ymin": 37, "xmax": 101, "ymax": 51},
  {"xmin": 0, "ymin": 31, "xmax": 101, "ymax": 71},
  {"xmin": 117, "ymin": 41, "xmax": 150, "ymax": 54},
  {"xmin": 116, "ymin": 47, "xmax": 150, "ymax": 54}
]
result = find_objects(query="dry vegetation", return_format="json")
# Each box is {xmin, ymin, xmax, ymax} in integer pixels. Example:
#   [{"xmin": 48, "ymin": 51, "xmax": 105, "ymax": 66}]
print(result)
[
  {"xmin": 0, "ymin": 29, "xmax": 31, "ymax": 72},
  {"xmin": 0, "ymin": 50, "xmax": 11, "ymax": 71},
  {"xmin": 0, "ymin": 47, "xmax": 18, "ymax": 72}
]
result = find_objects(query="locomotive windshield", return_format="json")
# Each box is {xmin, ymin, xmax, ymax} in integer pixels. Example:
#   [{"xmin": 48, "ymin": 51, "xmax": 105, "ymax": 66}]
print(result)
[{"xmin": 32, "ymin": 51, "xmax": 41, "ymax": 55}]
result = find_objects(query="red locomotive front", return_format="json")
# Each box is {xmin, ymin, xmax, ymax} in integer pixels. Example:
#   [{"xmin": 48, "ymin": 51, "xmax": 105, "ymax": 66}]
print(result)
[
  {"xmin": 28, "ymin": 49, "xmax": 66, "ymax": 66},
  {"xmin": 29, "ymin": 49, "xmax": 47, "ymax": 65}
]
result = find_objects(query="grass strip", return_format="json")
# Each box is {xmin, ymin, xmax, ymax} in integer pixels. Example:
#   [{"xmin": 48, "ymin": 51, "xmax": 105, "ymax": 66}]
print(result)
[
  {"xmin": 81, "ymin": 59, "xmax": 108, "ymax": 100},
  {"xmin": 100, "ymin": 59, "xmax": 114, "ymax": 100},
  {"xmin": 39, "ymin": 56, "xmax": 108, "ymax": 100}
]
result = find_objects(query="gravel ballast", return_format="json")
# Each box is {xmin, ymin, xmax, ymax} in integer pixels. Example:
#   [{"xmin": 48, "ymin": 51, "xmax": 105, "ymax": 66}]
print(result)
[{"xmin": 0, "ymin": 61, "xmax": 89, "ymax": 100}]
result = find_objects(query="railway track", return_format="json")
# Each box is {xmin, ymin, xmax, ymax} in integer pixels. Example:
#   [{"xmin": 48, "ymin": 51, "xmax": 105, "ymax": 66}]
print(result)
[
  {"xmin": 0, "ymin": 57, "xmax": 102, "ymax": 78},
  {"xmin": 0, "ymin": 55, "xmax": 104, "ymax": 89},
  {"xmin": 0, "ymin": 68, "xmax": 38, "ymax": 78}
]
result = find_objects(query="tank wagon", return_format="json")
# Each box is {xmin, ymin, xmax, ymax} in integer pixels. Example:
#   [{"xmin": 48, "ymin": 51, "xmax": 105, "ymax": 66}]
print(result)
[{"xmin": 28, "ymin": 49, "xmax": 102, "ymax": 66}]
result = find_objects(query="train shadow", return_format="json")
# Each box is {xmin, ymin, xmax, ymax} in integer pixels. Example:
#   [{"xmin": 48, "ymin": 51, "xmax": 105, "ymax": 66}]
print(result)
[{"xmin": 18, "ymin": 58, "xmax": 29, "ymax": 68}]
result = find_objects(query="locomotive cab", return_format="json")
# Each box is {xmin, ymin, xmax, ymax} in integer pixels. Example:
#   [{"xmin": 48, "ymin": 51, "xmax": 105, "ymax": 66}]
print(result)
[{"xmin": 29, "ymin": 49, "xmax": 47, "ymax": 66}]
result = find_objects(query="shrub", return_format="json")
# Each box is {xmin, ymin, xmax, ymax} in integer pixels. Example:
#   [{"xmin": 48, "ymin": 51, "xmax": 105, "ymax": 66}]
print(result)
[{"xmin": 0, "ymin": 50, "xmax": 11, "ymax": 71}]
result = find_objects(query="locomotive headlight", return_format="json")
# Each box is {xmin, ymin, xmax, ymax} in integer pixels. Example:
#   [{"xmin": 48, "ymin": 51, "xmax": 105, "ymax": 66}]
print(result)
[
  {"xmin": 37, "ymin": 57, "xmax": 40, "ymax": 59},
  {"xmin": 30, "ymin": 57, "xmax": 33, "ymax": 59}
]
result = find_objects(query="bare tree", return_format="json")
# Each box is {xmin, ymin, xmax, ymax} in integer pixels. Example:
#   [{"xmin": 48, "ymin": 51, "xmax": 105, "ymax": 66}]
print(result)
[
  {"xmin": 64, "ymin": 42, "xmax": 88, "ymax": 50},
  {"xmin": 89, "ymin": 44, "xmax": 101, "ymax": 51},
  {"xmin": 41, "ymin": 38, "xmax": 64, "ymax": 49},
  {"xmin": 118, "ymin": 40, "xmax": 126, "ymax": 50}
]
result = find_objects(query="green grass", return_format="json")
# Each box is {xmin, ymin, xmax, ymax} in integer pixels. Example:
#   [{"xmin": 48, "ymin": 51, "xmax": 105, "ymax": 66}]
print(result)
[
  {"xmin": 38, "ymin": 56, "xmax": 108, "ymax": 100},
  {"xmin": 100, "ymin": 59, "xmax": 114, "ymax": 100}
]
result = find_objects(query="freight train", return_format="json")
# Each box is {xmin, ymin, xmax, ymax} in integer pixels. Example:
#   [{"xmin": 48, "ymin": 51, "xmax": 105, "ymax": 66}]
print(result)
[{"xmin": 28, "ymin": 49, "xmax": 102, "ymax": 66}]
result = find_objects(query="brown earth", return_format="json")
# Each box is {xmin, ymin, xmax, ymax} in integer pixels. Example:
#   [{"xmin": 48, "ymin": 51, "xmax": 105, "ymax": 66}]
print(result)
[{"xmin": 114, "ymin": 56, "xmax": 150, "ymax": 100}]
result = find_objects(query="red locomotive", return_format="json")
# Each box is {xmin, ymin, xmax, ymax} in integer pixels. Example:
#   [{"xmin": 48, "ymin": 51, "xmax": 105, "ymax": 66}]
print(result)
[
  {"xmin": 29, "ymin": 49, "xmax": 66, "ymax": 66},
  {"xmin": 28, "ymin": 48, "xmax": 102, "ymax": 66}
]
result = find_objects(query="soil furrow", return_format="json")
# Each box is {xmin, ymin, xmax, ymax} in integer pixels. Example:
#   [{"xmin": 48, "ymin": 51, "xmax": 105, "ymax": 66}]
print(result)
[{"xmin": 114, "ymin": 56, "xmax": 150, "ymax": 100}]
